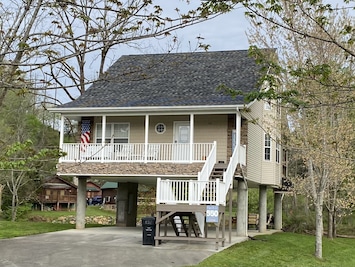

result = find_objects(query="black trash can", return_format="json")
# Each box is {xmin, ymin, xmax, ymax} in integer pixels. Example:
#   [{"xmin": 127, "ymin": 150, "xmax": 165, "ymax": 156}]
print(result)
[{"xmin": 142, "ymin": 216, "xmax": 156, "ymax": 245}]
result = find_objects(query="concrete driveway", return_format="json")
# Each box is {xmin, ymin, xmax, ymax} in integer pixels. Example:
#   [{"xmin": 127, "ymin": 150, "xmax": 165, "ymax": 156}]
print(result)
[{"xmin": 0, "ymin": 227, "xmax": 271, "ymax": 267}]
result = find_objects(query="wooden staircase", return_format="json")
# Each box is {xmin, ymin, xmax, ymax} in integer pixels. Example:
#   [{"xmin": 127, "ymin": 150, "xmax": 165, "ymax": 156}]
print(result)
[
  {"xmin": 210, "ymin": 163, "xmax": 227, "ymax": 180},
  {"xmin": 170, "ymin": 212, "xmax": 202, "ymax": 237}
]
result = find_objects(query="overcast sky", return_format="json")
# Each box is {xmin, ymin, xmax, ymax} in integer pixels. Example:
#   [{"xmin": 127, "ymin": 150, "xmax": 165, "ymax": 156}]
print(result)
[
  {"xmin": 57, "ymin": 4, "xmax": 251, "ymax": 104},
  {"xmin": 114, "ymin": 4, "xmax": 250, "ymax": 57}
]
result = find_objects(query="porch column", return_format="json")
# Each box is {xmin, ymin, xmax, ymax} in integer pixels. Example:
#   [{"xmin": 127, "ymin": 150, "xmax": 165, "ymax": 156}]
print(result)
[
  {"xmin": 59, "ymin": 115, "xmax": 64, "ymax": 163},
  {"xmin": 235, "ymin": 109, "xmax": 241, "ymax": 149},
  {"xmin": 101, "ymin": 115, "xmax": 106, "ymax": 161},
  {"xmin": 190, "ymin": 114, "xmax": 194, "ymax": 163},
  {"xmin": 144, "ymin": 115, "xmax": 149, "ymax": 163},
  {"xmin": 258, "ymin": 185, "xmax": 267, "ymax": 233},
  {"xmin": 236, "ymin": 178, "xmax": 248, "ymax": 237},
  {"xmin": 116, "ymin": 182, "xmax": 138, "ymax": 227},
  {"xmin": 274, "ymin": 192, "xmax": 283, "ymax": 230},
  {"xmin": 101, "ymin": 115, "xmax": 106, "ymax": 145},
  {"xmin": 76, "ymin": 176, "xmax": 88, "ymax": 230}
]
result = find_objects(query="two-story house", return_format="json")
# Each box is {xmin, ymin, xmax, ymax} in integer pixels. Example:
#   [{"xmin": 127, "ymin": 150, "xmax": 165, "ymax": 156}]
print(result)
[{"xmin": 49, "ymin": 50, "xmax": 285, "ymax": 246}]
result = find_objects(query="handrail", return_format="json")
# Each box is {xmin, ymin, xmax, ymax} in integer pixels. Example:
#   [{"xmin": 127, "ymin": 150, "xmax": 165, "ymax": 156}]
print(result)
[
  {"xmin": 59, "ymin": 142, "xmax": 214, "ymax": 163},
  {"xmin": 222, "ymin": 144, "xmax": 246, "ymax": 196},
  {"xmin": 156, "ymin": 179, "xmax": 224, "ymax": 205}
]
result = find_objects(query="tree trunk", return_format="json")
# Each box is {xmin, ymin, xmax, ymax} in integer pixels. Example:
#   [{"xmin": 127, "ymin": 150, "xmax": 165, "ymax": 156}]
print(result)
[
  {"xmin": 327, "ymin": 208, "xmax": 334, "ymax": 239},
  {"xmin": 0, "ymin": 184, "xmax": 4, "ymax": 212},
  {"xmin": 315, "ymin": 194, "xmax": 324, "ymax": 259},
  {"xmin": 11, "ymin": 190, "xmax": 17, "ymax": 222},
  {"xmin": 333, "ymin": 210, "xmax": 337, "ymax": 238}
]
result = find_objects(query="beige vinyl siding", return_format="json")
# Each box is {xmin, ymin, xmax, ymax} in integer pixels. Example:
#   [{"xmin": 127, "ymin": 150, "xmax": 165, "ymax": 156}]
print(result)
[
  {"xmin": 149, "ymin": 115, "xmax": 228, "ymax": 162},
  {"xmin": 148, "ymin": 115, "xmax": 188, "ymax": 143},
  {"xmin": 245, "ymin": 100, "xmax": 282, "ymax": 187},
  {"xmin": 245, "ymin": 101, "xmax": 264, "ymax": 184},
  {"xmin": 94, "ymin": 116, "xmax": 145, "ymax": 143},
  {"xmin": 93, "ymin": 115, "xmax": 228, "ymax": 162},
  {"xmin": 194, "ymin": 115, "xmax": 228, "ymax": 163}
]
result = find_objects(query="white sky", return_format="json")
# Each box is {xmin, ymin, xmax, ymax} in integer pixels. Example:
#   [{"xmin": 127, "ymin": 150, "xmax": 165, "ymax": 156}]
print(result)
[
  {"xmin": 59, "ymin": 5, "xmax": 251, "ymax": 104},
  {"xmin": 112, "ymin": 4, "xmax": 250, "ymax": 58}
]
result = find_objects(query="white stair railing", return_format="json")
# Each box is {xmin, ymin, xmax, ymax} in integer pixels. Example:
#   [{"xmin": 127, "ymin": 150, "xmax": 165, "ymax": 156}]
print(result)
[
  {"xmin": 222, "ymin": 144, "xmax": 246, "ymax": 196},
  {"xmin": 156, "ymin": 179, "xmax": 223, "ymax": 205}
]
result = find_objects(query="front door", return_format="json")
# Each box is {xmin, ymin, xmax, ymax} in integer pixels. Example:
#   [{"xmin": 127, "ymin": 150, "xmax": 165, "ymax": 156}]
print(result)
[{"xmin": 173, "ymin": 121, "xmax": 190, "ymax": 161}]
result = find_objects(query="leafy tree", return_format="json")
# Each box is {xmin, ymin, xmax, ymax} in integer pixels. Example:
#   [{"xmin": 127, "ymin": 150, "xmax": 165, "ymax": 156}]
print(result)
[
  {"xmin": 238, "ymin": 0, "xmax": 355, "ymax": 259},
  {"xmin": 0, "ymin": 140, "xmax": 63, "ymax": 221},
  {"xmin": 0, "ymin": 0, "xmax": 238, "ymax": 106},
  {"xmin": 0, "ymin": 88, "xmax": 60, "ymax": 217}
]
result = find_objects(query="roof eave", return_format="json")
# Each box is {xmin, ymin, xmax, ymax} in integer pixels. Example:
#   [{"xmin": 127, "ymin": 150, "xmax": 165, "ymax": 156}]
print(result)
[{"xmin": 48, "ymin": 104, "xmax": 248, "ymax": 117}]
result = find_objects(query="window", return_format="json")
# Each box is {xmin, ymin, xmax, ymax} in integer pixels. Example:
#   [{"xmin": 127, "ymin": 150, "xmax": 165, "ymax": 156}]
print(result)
[
  {"xmin": 264, "ymin": 133, "xmax": 271, "ymax": 161},
  {"xmin": 264, "ymin": 101, "xmax": 271, "ymax": 110},
  {"xmin": 96, "ymin": 123, "xmax": 129, "ymax": 143},
  {"xmin": 155, "ymin": 123, "xmax": 166, "ymax": 134},
  {"xmin": 276, "ymin": 140, "xmax": 280, "ymax": 164}
]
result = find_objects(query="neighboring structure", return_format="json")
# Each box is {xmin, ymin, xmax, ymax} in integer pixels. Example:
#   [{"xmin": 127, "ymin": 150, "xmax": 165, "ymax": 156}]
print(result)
[
  {"xmin": 49, "ymin": 50, "xmax": 285, "ymax": 246},
  {"xmin": 101, "ymin": 182, "xmax": 118, "ymax": 210},
  {"xmin": 86, "ymin": 181, "xmax": 101, "ymax": 199},
  {"xmin": 37, "ymin": 176, "xmax": 77, "ymax": 211}
]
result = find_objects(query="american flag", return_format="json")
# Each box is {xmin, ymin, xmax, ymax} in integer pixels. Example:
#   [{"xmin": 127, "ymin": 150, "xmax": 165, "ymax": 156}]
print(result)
[{"xmin": 80, "ymin": 119, "xmax": 91, "ymax": 152}]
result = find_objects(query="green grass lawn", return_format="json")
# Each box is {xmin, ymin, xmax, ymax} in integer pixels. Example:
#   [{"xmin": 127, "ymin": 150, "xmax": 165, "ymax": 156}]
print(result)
[
  {"xmin": 0, "ymin": 221, "xmax": 75, "ymax": 239},
  {"xmin": 26, "ymin": 205, "xmax": 115, "ymax": 219},
  {"xmin": 0, "ymin": 206, "xmax": 116, "ymax": 239},
  {"xmin": 2, "ymin": 207, "xmax": 355, "ymax": 267},
  {"xmin": 193, "ymin": 232, "xmax": 355, "ymax": 267}
]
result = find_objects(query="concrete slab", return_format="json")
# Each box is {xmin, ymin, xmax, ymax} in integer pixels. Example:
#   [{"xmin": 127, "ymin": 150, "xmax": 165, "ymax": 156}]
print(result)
[{"xmin": 0, "ymin": 227, "xmax": 278, "ymax": 267}]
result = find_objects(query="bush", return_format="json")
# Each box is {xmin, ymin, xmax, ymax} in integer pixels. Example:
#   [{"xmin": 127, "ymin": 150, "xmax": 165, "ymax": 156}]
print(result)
[
  {"xmin": 2, "ymin": 203, "xmax": 32, "ymax": 221},
  {"xmin": 283, "ymin": 211, "xmax": 316, "ymax": 233}
]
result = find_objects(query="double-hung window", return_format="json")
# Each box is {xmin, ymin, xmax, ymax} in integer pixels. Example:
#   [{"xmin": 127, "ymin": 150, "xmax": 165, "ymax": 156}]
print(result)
[
  {"xmin": 276, "ymin": 140, "xmax": 280, "ymax": 164},
  {"xmin": 96, "ymin": 123, "xmax": 129, "ymax": 144},
  {"xmin": 264, "ymin": 133, "xmax": 271, "ymax": 161}
]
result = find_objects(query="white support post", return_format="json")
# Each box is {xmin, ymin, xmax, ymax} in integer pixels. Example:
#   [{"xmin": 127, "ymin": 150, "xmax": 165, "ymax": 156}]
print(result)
[
  {"xmin": 236, "ymin": 109, "xmax": 241, "ymax": 161},
  {"xmin": 144, "ymin": 115, "xmax": 149, "ymax": 163},
  {"xmin": 190, "ymin": 114, "xmax": 194, "ymax": 163},
  {"xmin": 59, "ymin": 115, "xmax": 65, "ymax": 163},
  {"xmin": 216, "ymin": 178, "xmax": 220, "ymax": 205},
  {"xmin": 101, "ymin": 115, "xmax": 106, "ymax": 162},
  {"xmin": 156, "ymin": 177, "xmax": 161, "ymax": 204},
  {"xmin": 188, "ymin": 180, "xmax": 193, "ymax": 205}
]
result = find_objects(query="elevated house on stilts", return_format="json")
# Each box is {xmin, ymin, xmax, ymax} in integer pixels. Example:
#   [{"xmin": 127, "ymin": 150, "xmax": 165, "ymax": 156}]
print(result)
[{"xmin": 49, "ymin": 50, "xmax": 286, "ymax": 249}]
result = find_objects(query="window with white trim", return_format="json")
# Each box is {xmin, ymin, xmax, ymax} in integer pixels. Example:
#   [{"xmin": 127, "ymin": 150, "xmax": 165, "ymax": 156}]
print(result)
[
  {"xmin": 155, "ymin": 123, "xmax": 166, "ymax": 134},
  {"xmin": 276, "ymin": 140, "xmax": 280, "ymax": 163},
  {"xmin": 264, "ymin": 133, "xmax": 271, "ymax": 161},
  {"xmin": 264, "ymin": 101, "xmax": 271, "ymax": 110},
  {"xmin": 96, "ymin": 123, "xmax": 129, "ymax": 143}
]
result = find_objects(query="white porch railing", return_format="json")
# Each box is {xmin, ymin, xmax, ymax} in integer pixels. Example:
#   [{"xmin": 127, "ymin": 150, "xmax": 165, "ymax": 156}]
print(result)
[
  {"xmin": 156, "ymin": 178, "xmax": 225, "ymax": 205},
  {"xmin": 59, "ymin": 143, "xmax": 214, "ymax": 163},
  {"xmin": 156, "ymin": 144, "xmax": 246, "ymax": 206}
]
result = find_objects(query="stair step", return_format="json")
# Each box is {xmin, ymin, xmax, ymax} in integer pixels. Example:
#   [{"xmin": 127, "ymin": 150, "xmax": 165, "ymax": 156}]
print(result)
[
  {"xmin": 169, "ymin": 213, "xmax": 201, "ymax": 238},
  {"xmin": 209, "ymin": 163, "xmax": 228, "ymax": 180}
]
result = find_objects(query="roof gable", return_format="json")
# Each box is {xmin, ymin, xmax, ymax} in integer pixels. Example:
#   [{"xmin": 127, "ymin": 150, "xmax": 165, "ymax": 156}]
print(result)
[
  {"xmin": 58, "ymin": 50, "xmax": 270, "ymax": 109},
  {"xmin": 43, "ymin": 176, "xmax": 77, "ymax": 189},
  {"xmin": 101, "ymin": 182, "xmax": 118, "ymax": 189}
]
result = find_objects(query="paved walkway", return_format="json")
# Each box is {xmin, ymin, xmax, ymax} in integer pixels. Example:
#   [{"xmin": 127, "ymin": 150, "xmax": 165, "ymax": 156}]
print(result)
[{"xmin": 0, "ymin": 227, "xmax": 278, "ymax": 267}]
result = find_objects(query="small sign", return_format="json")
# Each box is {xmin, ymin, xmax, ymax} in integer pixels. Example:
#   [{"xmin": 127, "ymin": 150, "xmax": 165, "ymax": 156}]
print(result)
[{"xmin": 206, "ymin": 205, "xmax": 219, "ymax": 223}]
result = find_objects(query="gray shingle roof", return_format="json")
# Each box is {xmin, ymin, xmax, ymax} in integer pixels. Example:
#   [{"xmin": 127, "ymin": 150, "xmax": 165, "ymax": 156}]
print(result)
[{"xmin": 58, "ymin": 50, "xmax": 266, "ymax": 109}]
